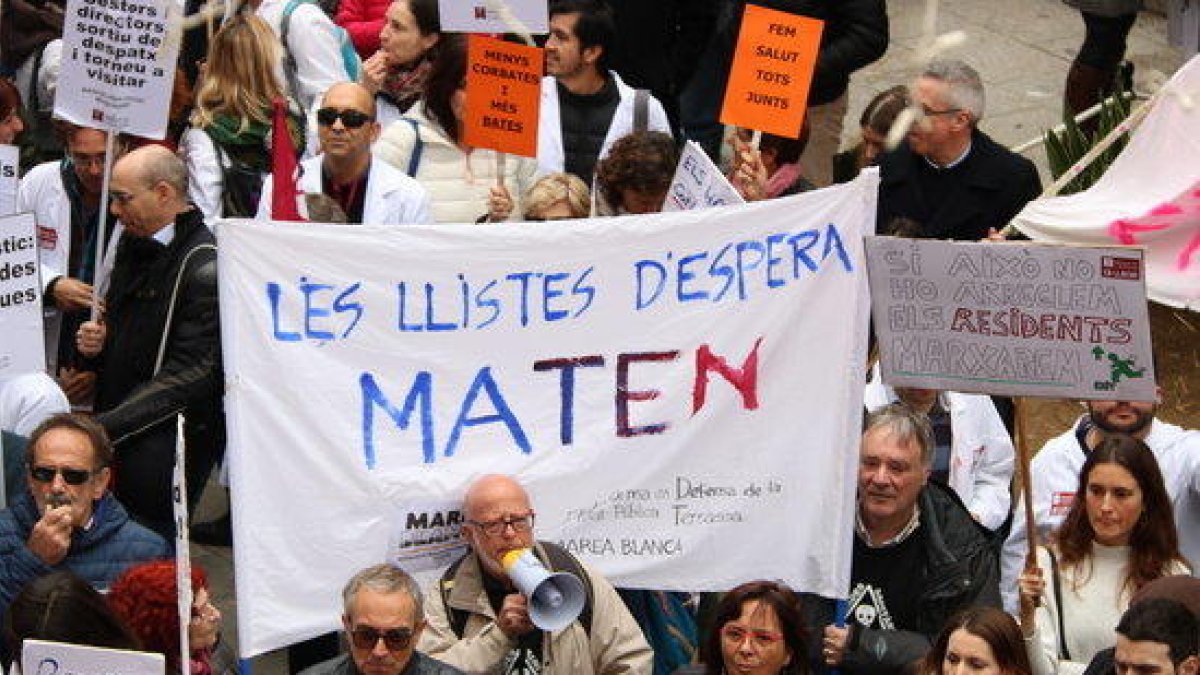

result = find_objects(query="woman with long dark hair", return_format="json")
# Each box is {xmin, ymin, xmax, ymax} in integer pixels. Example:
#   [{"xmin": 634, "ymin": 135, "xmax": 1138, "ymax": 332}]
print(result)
[
  {"xmin": 358, "ymin": 0, "xmax": 441, "ymax": 126},
  {"xmin": 1018, "ymin": 434, "xmax": 1190, "ymax": 675}
]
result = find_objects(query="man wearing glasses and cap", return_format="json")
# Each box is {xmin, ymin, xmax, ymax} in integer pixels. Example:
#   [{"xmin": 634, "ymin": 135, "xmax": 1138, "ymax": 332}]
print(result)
[
  {"xmin": 257, "ymin": 82, "xmax": 432, "ymax": 225},
  {"xmin": 419, "ymin": 474, "xmax": 651, "ymax": 675},
  {"xmin": 0, "ymin": 413, "xmax": 170, "ymax": 619},
  {"xmin": 300, "ymin": 564, "xmax": 462, "ymax": 675}
]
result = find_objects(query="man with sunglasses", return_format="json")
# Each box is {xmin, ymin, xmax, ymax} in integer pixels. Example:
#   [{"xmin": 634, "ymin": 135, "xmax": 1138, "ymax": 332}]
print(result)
[
  {"xmin": 300, "ymin": 565, "xmax": 462, "ymax": 675},
  {"xmin": 419, "ymin": 474, "xmax": 651, "ymax": 675},
  {"xmin": 0, "ymin": 413, "xmax": 170, "ymax": 619},
  {"xmin": 877, "ymin": 59, "xmax": 1041, "ymax": 242},
  {"xmin": 256, "ymin": 82, "xmax": 431, "ymax": 225}
]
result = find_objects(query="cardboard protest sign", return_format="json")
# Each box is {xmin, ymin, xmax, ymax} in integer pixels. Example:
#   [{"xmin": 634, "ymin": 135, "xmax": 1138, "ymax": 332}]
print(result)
[
  {"xmin": 463, "ymin": 35, "xmax": 542, "ymax": 158},
  {"xmin": 866, "ymin": 237, "xmax": 1156, "ymax": 401},
  {"xmin": 0, "ymin": 213, "xmax": 45, "ymax": 379},
  {"xmin": 388, "ymin": 498, "xmax": 468, "ymax": 583},
  {"xmin": 0, "ymin": 145, "xmax": 17, "ymax": 216},
  {"xmin": 720, "ymin": 4, "xmax": 823, "ymax": 138},
  {"xmin": 219, "ymin": 171, "xmax": 879, "ymax": 656},
  {"xmin": 22, "ymin": 640, "xmax": 164, "ymax": 675},
  {"xmin": 55, "ymin": 0, "xmax": 182, "ymax": 138},
  {"xmin": 663, "ymin": 141, "xmax": 745, "ymax": 212},
  {"xmin": 439, "ymin": 0, "xmax": 548, "ymax": 34}
]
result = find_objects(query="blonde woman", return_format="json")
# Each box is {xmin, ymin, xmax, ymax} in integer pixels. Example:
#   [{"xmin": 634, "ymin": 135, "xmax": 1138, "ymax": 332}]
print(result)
[{"xmin": 179, "ymin": 13, "xmax": 305, "ymax": 220}]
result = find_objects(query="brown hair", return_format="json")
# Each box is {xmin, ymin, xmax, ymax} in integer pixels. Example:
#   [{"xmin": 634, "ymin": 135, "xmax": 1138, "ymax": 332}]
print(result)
[
  {"xmin": 3, "ymin": 571, "xmax": 141, "ymax": 664},
  {"xmin": 595, "ymin": 131, "xmax": 678, "ymax": 210},
  {"xmin": 1054, "ymin": 434, "xmax": 1185, "ymax": 594},
  {"xmin": 0, "ymin": 79, "xmax": 22, "ymax": 120},
  {"xmin": 922, "ymin": 607, "xmax": 1031, "ymax": 675},
  {"xmin": 700, "ymin": 580, "xmax": 809, "ymax": 675},
  {"xmin": 27, "ymin": 413, "xmax": 114, "ymax": 469}
]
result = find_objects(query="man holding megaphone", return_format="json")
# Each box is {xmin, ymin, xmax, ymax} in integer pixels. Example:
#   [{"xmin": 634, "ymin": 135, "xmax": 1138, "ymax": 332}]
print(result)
[{"xmin": 419, "ymin": 474, "xmax": 652, "ymax": 675}]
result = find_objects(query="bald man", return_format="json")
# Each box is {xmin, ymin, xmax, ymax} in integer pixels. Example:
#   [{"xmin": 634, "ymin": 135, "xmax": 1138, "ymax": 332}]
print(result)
[
  {"xmin": 75, "ymin": 146, "xmax": 223, "ymax": 539},
  {"xmin": 256, "ymin": 82, "xmax": 432, "ymax": 225},
  {"xmin": 419, "ymin": 474, "xmax": 652, "ymax": 675}
]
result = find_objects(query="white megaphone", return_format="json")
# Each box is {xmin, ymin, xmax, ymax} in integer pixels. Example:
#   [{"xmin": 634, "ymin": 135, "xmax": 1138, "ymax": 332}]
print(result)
[{"xmin": 500, "ymin": 548, "xmax": 586, "ymax": 631}]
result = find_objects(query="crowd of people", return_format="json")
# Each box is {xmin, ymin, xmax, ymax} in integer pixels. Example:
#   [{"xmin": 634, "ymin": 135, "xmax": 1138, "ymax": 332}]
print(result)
[{"xmin": 2, "ymin": 0, "xmax": 1199, "ymax": 674}]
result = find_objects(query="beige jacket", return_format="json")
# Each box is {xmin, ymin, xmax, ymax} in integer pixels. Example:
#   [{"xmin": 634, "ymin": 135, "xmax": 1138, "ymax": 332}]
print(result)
[{"xmin": 418, "ymin": 550, "xmax": 653, "ymax": 675}]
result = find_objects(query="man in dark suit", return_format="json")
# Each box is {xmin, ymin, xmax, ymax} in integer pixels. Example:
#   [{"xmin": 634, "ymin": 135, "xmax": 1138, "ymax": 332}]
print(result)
[{"xmin": 877, "ymin": 59, "xmax": 1042, "ymax": 242}]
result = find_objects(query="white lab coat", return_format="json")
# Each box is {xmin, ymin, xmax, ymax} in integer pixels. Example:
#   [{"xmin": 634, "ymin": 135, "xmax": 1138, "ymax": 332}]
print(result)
[
  {"xmin": 256, "ymin": 0, "xmax": 348, "ymax": 111},
  {"xmin": 255, "ymin": 155, "xmax": 433, "ymax": 225}
]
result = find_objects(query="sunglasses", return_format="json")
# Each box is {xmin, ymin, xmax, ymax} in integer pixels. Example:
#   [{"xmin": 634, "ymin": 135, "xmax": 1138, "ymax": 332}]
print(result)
[
  {"xmin": 29, "ymin": 465, "xmax": 96, "ymax": 485},
  {"xmin": 349, "ymin": 627, "xmax": 414, "ymax": 651},
  {"xmin": 317, "ymin": 108, "xmax": 373, "ymax": 129}
]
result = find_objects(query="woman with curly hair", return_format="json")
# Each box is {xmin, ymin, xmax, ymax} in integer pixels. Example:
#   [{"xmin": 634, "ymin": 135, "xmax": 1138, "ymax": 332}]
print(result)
[
  {"xmin": 179, "ymin": 13, "xmax": 305, "ymax": 220},
  {"xmin": 1018, "ymin": 434, "xmax": 1190, "ymax": 675},
  {"xmin": 108, "ymin": 561, "xmax": 233, "ymax": 675},
  {"xmin": 594, "ymin": 131, "xmax": 678, "ymax": 215}
]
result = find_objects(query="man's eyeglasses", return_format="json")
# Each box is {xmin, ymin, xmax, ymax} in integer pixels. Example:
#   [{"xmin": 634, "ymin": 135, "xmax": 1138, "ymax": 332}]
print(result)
[
  {"xmin": 29, "ymin": 465, "xmax": 97, "ymax": 485},
  {"xmin": 721, "ymin": 624, "xmax": 785, "ymax": 649},
  {"xmin": 317, "ymin": 108, "xmax": 373, "ymax": 129},
  {"xmin": 349, "ymin": 627, "xmax": 414, "ymax": 652},
  {"xmin": 466, "ymin": 512, "xmax": 535, "ymax": 537},
  {"xmin": 108, "ymin": 189, "xmax": 145, "ymax": 205},
  {"xmin": 918, "ymin": 105, "xmax": 962, "ymax": 119},
  {"xmin": 69, "ymin": 152, "xmax": 107, "ymax": 168}
]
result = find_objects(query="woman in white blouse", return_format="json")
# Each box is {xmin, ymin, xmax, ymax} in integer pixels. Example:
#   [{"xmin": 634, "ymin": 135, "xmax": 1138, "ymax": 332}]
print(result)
[{"xmin": 1018, "ymin": 434, "xmax": 1191, "ymax": 675}]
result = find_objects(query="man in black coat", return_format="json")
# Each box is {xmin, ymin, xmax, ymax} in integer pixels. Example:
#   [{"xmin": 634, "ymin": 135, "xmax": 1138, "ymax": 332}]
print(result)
[
  {"xmin": 76, "ymin": 145, "xmax": 222, "ymax": 539},
  {"xmin": 878, "ymin": 59, "xmax": 1042, "ymax": 242}
]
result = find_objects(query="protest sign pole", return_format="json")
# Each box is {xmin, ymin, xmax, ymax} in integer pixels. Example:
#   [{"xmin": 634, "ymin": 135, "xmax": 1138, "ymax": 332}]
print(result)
[
  {"xmin": 91, "ymin": 129, "xmax": 117, "ymax": 321},
  {"xmin": 173, "ymin": 415, "xmax": 194, "ymax": 675},
  {"xmin": 751, "ymin": 129, "xmax": 762, "ymax": 149}
]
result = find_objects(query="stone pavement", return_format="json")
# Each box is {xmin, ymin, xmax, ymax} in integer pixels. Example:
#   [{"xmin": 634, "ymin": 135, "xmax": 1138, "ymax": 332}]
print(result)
[{"xmin": 191, "ymin": 2, "xmax": 1187, "ymax": 672}]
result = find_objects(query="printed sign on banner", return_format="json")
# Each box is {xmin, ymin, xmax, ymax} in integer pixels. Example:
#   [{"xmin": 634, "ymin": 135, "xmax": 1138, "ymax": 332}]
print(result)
[
  {"xmin": 720, "ymin": 4, "xmax": 823, "ymax": 138},
  {"xmin": 866, "ymin": 237, "xmax": 1156, "ymax": 401},
  {"xmin": 0, "ymin": 213, "xmax": 45, "ymax": 379},
  {"xmin": 463, "ymin": 35, "xmax": 542, "ymax": 158},
  {"xmin": 388, "ymin": 498, "xmax": 469, "ymax": 583},
  {"xmin": 22, "ymin": 640, "xmax": 164, "ymax": 675},
  {"xmin": 439, "ymin": 0, "xmax": 548, "ymax": 34},
  {"xmin": 0, "ymin": 145, "xmax": 18, "ymax": 216},
  {"xmin": 662, "ymin": 141, "xmax": 745, "ymax": 212},
  {"xmin": 55, "ymin": 0, "xmax": 181, "ymax": 138},
  {"xmin": 220, "ymin": 171, "xmax": 878, "ymax": 656}
]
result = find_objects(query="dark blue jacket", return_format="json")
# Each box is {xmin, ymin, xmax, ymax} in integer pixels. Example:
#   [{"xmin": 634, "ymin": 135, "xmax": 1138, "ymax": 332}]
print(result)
[{"xmin": 0, "ymin": 491, "xmax": 171, "ymax": 617}]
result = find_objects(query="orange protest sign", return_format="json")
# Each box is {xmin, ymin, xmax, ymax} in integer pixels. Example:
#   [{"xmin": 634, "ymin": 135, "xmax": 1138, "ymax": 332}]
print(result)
[
  {"xmin": 463, "ymin": 35, "xmax": 542, "ymax": 158},
  {"xmin": 719, "ymin": 4, "xmax": 824, "ymax": 139}
]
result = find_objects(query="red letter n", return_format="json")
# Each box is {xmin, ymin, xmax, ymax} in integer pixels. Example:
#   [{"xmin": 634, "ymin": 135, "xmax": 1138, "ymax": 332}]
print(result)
[{"xmin": 692, "ymin": 338, "xmax": 763, "ymax": 414}]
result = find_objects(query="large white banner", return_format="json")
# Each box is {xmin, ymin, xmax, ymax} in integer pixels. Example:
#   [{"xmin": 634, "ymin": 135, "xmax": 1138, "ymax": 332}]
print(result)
[
  {"xmin": 0, "ymin": 213, "xmax": 46, "ymax": 379},
  {"xmin": 219, "ymin": 173, "xmax": 877, "ymax": 657},
  {"xmin": 54, "ymin": 0, "xmax": 181, "ymax": 138}
]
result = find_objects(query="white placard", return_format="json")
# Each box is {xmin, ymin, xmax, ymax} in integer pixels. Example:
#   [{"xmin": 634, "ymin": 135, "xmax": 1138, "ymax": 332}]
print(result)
[
  {"xmin": 171, "ymin": 415, "xmax": 193, "ymax": 675},
  {"xmin": 438, "ymin": 0, "xmax": 548, "ymax": 34},
  {"xmin": 0, "ymin": 146, "xmax": 18, "ymax": 216},
  {"xmin": 387, "ymin": 498, "xmax": 469, "ymax": 588},
  {"xmin": 22, "ymin": 640, "xmax": 165, "ymax": 675},
  {"xmin": 662, "ymin": 141, "xmax": 745, "ymax": 213},
  {"xmin": 54, "ymin": 0, "xmax": 182, "ymax": 138},
  {"xmin": 866, "ymin": 237, "xmax": 1156, "ymax": 400},
  {"xmin": 220, "ymin": 171, "xmax": 878, "ymax": 656},
  {"xmin": 0, "ymin": 213, "xmax": 45, "ymax": 379}
]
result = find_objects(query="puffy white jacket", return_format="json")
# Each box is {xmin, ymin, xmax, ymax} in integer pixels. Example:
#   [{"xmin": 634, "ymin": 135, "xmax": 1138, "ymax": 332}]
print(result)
[
  {"xmin": 255, "ymin": 155, "xmax": 433, "ymax": 225},
  {"xmin": 536, "ymin": 72, "xmax": 670, "ymax": 177},
  {"xmin": 864, "ymin": 377, "xmax": 1015, "ymax": 530},
  {"xmin": 374, "ymin": 106, "xmax": 538, "ymax": 224}
]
